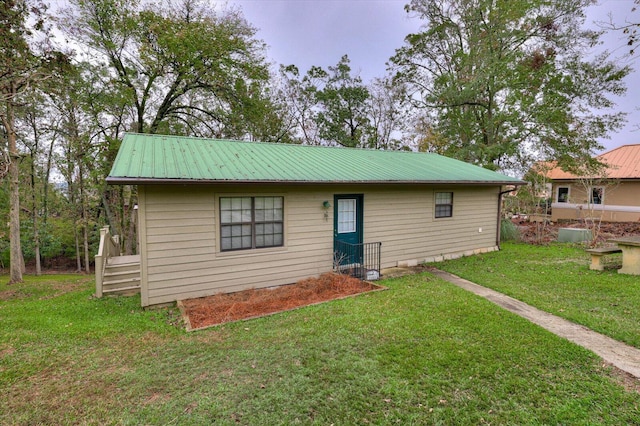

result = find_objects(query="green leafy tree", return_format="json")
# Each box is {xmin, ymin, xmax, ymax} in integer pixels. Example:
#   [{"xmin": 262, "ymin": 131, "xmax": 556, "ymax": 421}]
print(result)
[
  {"xmin": 365, "ymin": 76, "xmax": 409, "ymax": 150},
  {"xmin": 62, "ymin": 0, "xmax": 280, "ymax": 140},
  {"xmin": 278, "ymin": 64, "xmax": 324, "ymax": 145},
  {"xmin": 0, "ymin": 0, "xmax": 66, "ymax": 283},
  {"xmin": 20, "ymin": 94, "xmax": 58, "ymax": 275},
  {"xmin": 60, "ymin": 0, "xmax": 291, "ymax": 252},
  {"xmin": 54, "ymin": 60, "xmax": 143, "ymax": 254},
  {"xmin": 391, "ymin": 0, "xmax": 629, "ymax": 171},
  {"xmin": 313, "ymin": 55, "xmax": 373, "ymax": 148},
  {"xmin": 280, "ymin": 56, "xmax": 409, "ymax": 149}
]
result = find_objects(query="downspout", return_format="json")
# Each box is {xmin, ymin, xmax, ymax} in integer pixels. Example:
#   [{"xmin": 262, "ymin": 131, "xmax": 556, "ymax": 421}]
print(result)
[{"xmin": 496, "ymin": 186, "xmax": 517, "ymax": 250}]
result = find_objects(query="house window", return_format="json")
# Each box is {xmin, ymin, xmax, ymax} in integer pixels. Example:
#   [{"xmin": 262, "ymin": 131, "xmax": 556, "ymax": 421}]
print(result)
[
  {"xmin": 590, "ymin": 187, "xmax": 604, "ymax": 205},
  {"xmin": 337, "ymin": 199, "xmax": 356, "ymax": 233},
  {"xmin": 220, "ymin": 196, "xmax": 284, "ymax": 251},
  {"xmin": 557, "ymin": 187, "xmax": 569, "ymax": 203},
  {"xmin": 435, "ymin": 192, "xmax": 453, "ymax": 218}
]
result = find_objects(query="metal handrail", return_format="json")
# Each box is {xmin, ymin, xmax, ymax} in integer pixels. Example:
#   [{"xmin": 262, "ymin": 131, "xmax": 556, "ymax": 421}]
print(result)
[{"xmin": 334, "ymin": 240, "xmax": 382, "ymax": 280}]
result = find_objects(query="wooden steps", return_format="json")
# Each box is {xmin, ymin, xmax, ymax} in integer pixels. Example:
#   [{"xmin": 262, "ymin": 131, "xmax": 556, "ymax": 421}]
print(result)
[{"xmin": 102, "ymin": 255, "xmax": 141, "ymax": 295}]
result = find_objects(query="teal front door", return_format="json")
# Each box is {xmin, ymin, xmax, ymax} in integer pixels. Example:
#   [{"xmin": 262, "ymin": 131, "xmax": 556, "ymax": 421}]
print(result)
[{"xmin": 333, "ymin": 194, "xmax": 363, "ymax": 268}]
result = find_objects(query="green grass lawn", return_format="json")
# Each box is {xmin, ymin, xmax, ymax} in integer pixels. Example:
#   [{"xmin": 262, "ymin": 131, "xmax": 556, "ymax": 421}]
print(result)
[
  {"xmin": 434, "ymin": 242, "xmax": 640, "ymax": 349},
  {"xmin": 1, "ymin": 267, "xmax": 639, "ymax": 424}
]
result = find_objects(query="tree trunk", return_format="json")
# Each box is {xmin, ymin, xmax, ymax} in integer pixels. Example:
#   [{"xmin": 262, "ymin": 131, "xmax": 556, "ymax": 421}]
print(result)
[
  {"xmin": 10, "ymin": 157, "xmax": 23, "ymax": 282},
  {"xmin": 43, "ymin": 134, "xmax": 56, "ymax": 226},
  {"xmin": 83, "ymin": 221, "xmax": 90, "ymax": 274},
  {"xmin": 78, "ymin": 161, "xmax": 91, "ymax": 274},
  {"xmin": 128, "ymin": 202, "xmax": 137, "ymax": 255},
  {"xmin": 101, "ymin": 192, "xmax": 118, "ymax": 235},
  {"xmin": 34, "ymin": 241, "xmax": 41, "ymax": 275},
  {"xmin": 3, "ymin": 105, "xmax": 23, "ymax": 284},
  {"xmin": 30, "ymin": 149, "xmax": 42, "ymax": 276},
  {"xmin": 74, "ymin": 222, "xmax": 82, "ymax": 273},
  {"xmin": 33, "ymin": 209, "xmax": 41, "ymax": 276}
]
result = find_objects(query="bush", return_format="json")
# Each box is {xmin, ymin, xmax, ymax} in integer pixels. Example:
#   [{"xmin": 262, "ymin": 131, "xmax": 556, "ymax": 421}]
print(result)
[
  {"xmin": 17, "ymin": 217, "xmax": 81, "ymax": 263},
  {"xmin": 501, "ymin": 219, "xmax": 520, "ymax": 242}
]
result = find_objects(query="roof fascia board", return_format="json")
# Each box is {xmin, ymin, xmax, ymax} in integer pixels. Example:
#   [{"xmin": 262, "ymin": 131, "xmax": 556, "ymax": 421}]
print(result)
[{"xmin": 106, "ymin": 177, "xmax": 526, "ymax": 186}]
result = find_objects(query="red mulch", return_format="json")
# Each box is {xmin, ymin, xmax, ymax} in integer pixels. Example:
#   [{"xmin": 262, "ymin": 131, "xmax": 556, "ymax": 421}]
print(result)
[{"xmin": 180, "ymin": 273, "xmax": 382, "ymax": 330}]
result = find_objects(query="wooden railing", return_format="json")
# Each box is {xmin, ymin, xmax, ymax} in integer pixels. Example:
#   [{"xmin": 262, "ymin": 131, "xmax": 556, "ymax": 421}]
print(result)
[{"xmin": 95, "ymin": 226, "xmax": 120, "ymax": 297}]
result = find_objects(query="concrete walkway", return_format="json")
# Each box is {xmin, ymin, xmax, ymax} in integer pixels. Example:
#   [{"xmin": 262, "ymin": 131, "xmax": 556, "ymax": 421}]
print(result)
[{"xmin": 429, "ymin": 269, "xmax": 640, "ymax": 379}]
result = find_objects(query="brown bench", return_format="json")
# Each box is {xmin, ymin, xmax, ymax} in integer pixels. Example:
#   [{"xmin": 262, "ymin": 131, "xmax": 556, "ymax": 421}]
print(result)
[{"xmin": 586, "ymin": 247, "xmax": 622, "ymax": 271}]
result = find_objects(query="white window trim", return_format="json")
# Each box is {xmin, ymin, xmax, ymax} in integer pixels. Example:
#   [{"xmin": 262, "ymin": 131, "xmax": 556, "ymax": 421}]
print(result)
[
  {"xmin": 556, "ymin": 186, "xmax": 570, "ymax": 203},
  {"xmin": 216, "ymin": 194, "xmax": 286, "ymax": 253},
  {"xmin": 589, "ymin": 186, "xmax": 605, "ymax": 205}
]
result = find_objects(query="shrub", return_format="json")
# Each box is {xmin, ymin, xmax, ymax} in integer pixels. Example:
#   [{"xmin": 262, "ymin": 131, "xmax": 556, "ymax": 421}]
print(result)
[{"xmin": 501, "ymin": 218, "xmax": 520, "ymax": 241}]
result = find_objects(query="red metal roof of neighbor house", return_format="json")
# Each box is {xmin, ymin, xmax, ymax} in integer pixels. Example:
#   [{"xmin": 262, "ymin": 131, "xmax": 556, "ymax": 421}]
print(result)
[
  {"xmin": 545, "ymin": 144, "xmax": 640, "ymax": 180},
  {"xmin": 107, "ymin": 133, "xmax": 525, "ymax": 185}
]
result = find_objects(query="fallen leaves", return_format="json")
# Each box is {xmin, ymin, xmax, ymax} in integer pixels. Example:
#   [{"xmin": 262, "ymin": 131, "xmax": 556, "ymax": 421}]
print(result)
[{"xmin": 181, "ymin": 273, "xmax": 382, "ymax": 330}]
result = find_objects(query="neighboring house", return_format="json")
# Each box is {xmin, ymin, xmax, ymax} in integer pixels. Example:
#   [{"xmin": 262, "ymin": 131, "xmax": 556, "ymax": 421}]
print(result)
[
  {"xmin": 106, "ymin": 133, "xmax": 523, "ymax": 307},
  {"xmin": 546, "ymin": 144, "xmax": 640, "ymax": 222}
]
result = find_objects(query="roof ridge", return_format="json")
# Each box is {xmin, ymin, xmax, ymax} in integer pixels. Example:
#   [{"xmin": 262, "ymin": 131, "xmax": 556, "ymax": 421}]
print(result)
[
  {"xmin": 599, "ymin": 143, "xmax": 640, "ymax": 157},
  {"xmin": 124, "ymin": 132, "xmax": 436, "ymax": 156}
]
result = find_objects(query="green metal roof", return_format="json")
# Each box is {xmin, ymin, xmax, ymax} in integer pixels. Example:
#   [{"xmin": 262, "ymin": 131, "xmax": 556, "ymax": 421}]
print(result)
[{"xmin": 107, "ymin": 133, "xmax": 524, "ymax": 185}]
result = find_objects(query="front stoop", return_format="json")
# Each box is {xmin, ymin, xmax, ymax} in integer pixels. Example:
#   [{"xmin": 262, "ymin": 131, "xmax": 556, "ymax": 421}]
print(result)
[{"xmin": 102, "ymin": 255, "xmax": 141, "ymax": 295}]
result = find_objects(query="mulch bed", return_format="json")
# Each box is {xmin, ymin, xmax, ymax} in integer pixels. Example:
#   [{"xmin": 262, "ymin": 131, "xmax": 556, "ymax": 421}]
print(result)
[
  {"xmin": 178, "ymin": 273, "xmax": 385, "ymax": 331},
  {"xmin": 515, "ymin": 220, "xmax": 640, "ymax": 245}
]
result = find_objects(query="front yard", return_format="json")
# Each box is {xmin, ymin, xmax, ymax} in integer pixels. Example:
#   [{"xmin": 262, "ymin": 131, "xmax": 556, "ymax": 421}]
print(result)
[
  {"xmin": 1, "ymin": 244, "xmax": 639, "ymax": 424},
  {"xmin": 435, "ymin": 242, "xmax": 640, "ymax": 349}
]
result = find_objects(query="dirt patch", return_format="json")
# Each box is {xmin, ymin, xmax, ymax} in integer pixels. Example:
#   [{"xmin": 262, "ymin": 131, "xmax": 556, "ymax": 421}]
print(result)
[
  {"xmin": 0, "ymin": 289, "xmax": 20, "ymax": 301},
  {"xmin": 0, "ymin": 276, "xmax": 92, "ymax": 301},
  {"xmin": 382, "ymin": 265, "xmax": 433, "ymax": 279},
  {"xmin": 613, "ymin": 367, "xmax": 640, "ymax": 394},
  {"xmin": 41, "ymin": 278, "xmax": 93, "ymax": 299},
  {"xmin": 179, "ymin": 273, "xmax": 384, "ymax": 331},
  {"xmin": 514, "ymin": 220, "xmax": 640, "ymax": 245}
]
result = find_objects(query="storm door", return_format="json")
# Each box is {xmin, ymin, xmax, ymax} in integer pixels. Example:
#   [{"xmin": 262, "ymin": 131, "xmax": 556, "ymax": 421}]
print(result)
[{"xmin": 333, "ymin": 194, "xmax": 363, "ymax": 269}]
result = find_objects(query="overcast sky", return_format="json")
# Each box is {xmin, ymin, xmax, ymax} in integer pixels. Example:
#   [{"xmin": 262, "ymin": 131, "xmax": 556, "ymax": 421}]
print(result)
[
  {"xmin": 50, "ymin": 0, "xmax": 639, "ymax": 153},
  {"xmin": 221, "ymin": 0, "xmax": 639, "ymax": 154}
]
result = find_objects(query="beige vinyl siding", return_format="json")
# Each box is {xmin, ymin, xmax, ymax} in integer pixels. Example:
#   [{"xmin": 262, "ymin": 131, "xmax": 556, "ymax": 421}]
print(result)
[
  {"xmin": 365, "ymin": 186, "xmax": 499, "ymax": 268},
  {"xmin": 551, "ymin": 181, "xmax": 640, "ymax": 222},
  {"xmin": 137, "ymin": 186, "xmax": 149, "ymax": 306},
  {"xmin": 139, "ymin": 184, "xmax": 501, "ymax": 306},
  {"xmin": 140, "ymin": 185, "xmax": 334, "ymax": 306}
]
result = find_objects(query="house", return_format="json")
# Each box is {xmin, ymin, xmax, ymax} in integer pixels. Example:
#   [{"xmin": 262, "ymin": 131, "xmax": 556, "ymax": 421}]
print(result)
[
  {"xmin": 546, "ymin": 144, "xmax": 640, "ymax": 223},
  {"xmin": 104, "ymin": 133, "xmax": 523, "ymax": 307}
]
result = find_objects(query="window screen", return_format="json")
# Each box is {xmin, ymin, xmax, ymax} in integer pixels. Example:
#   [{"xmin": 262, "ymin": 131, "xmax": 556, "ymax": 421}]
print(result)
[
  {"xmin": 435, "ymin": 192, "xmax": 453, "ymax": 218},
  {"xmin": 220, "ymin": 196, "xmax": 284, "ymax": 251}
]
